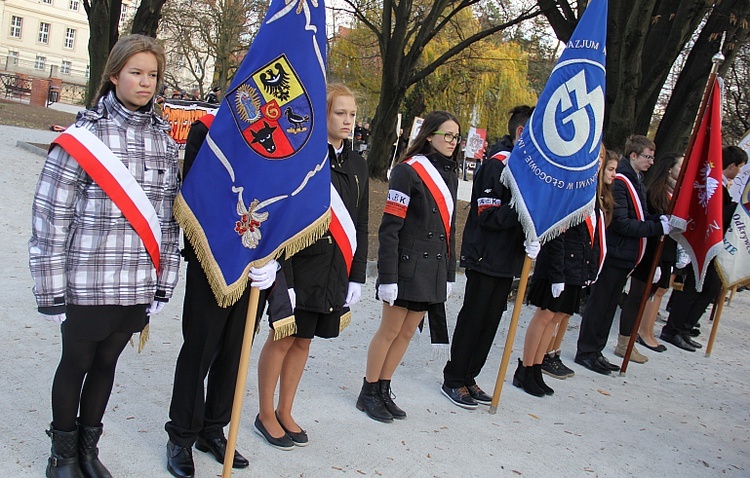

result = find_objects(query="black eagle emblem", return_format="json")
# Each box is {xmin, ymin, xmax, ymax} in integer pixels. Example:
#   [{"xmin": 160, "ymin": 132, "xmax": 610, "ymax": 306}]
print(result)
[{"xmin": 259, "ymin": 62, "xmax": 291, "ymax": 101}]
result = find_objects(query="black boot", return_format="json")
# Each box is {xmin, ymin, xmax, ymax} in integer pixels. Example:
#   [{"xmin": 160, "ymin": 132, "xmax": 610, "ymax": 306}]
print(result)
[
  {"xmin": 532, "ymin": 364, "xmax": 554, "ymax": 396},
  {"xmin": 378, "ymin": 379, "xmax": 406, "ymax": 420},
  {"xmin": 77, "ymin": 422, "xmax": 112, "ymax": 478},
  {"xmin": 356, "ymin": 378, "xmax": 393, "ymax": 423},
  {"xmin": 512, "ymin": 358, "xmax": 545, "ymax": 397},
  {"xmin": 46, "ymin": 425, "xmax": 85, "ymax": 478}
]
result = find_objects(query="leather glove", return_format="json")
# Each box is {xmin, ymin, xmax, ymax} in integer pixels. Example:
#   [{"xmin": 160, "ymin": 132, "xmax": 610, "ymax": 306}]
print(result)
[
  {"xmin": 288, "ymin": 288, "xmax": 296, "ymax": 310},
  {"xmin": 551, "ymin": 282, "xmax": 565, "ymax": 298},
  {"xmin": 378, "ymin": 283, "xmax": 398, "ymax": 306},
  {"xmin": 148, "ymin": 301, "xmax": 166, "ymax": 315},
  {"xmin": 659, "ymin": 215, "xmax": 671, "ymax": 235},
  {"xmin": 42, "ymin": 312, "xmax": 66, "ymax": 325},
  {"xmin": 524, "ymin": 239, "xmax": 541, "ymax": 260},
  {"xmin": 344, "ymin": 282, "xmax": 363, "ymax": 307},
  {"xmin": 446, "ymin": 281, "xmax": 454, "ymax": 298},
  {"xmin": 652, "ymin": 267, "xmax": 662, "ymax": 284},
  {"xmin": 249, "ymin": 259, "xmax": 279, "ymax": 290}
]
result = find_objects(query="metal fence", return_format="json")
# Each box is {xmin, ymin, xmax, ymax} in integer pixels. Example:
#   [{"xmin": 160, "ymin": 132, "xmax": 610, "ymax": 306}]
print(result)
[{"xmin": 1, "ymin": 54, "xmax": 89, "ymax": 86}]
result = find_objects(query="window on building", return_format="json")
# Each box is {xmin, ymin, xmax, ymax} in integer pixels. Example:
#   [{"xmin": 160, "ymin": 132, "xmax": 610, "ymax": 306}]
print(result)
[
  {"xmin": 35, "ymin": 55, "xmax": 46, "ymax": 70},
  {"xmin": 64, "ymin": 28, "xmax": 76, "ymax": 49},
  {"xmin": 41, "ymin": 0, "xmax": 52, "ymax": 4},
  {"xmin": 69, "ymin": 0, "xmax": 79, "ymax": 10},
  {"xmin": 38, "ymin": 22, "xmax": 50, "ymax": 44},
  {"xmin": 85, "ymin": 64, "xmax": 90, "ymax": 78},
  {"xmin": 120, "ymin": 6, "xmax": 128, "ymax": 24},
  {"xmin": 9, "ymin": 51, "xmax": 19, "ymax": 65},
  {"xmin": 10, "ymin": 16, "xmax": 22, "ymax": 39},
  {"xmin": 61, "ymin": 60, "xmax": 71, "ymax": 75}
]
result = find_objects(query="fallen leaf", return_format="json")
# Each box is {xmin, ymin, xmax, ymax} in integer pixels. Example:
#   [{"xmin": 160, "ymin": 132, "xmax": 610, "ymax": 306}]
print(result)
[{"xmin": 597, "ymin": 389, "xmax": 610, "ymax": 396}]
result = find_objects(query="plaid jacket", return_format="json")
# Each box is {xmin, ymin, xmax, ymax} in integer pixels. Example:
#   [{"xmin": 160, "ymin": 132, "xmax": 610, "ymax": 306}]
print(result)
[{"xmin": 29, "ymin": 92, "xmax": 180, "ymax": 312}]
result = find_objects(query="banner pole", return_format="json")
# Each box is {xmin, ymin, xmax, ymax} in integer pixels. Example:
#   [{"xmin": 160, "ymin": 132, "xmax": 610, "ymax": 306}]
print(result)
[
  {"xmin": 222, "ymin": 286, "xmax": 261, "ymax": 478},
  {"xmin": 489, "ymin": 255, "xmax": 532, "ymax": 414},
  {"xmin": 705, "ymin": 288, "xmax": 727, "ymax": 358}
]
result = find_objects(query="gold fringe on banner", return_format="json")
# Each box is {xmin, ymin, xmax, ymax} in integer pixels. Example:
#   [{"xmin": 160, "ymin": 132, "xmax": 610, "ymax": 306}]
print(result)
[
  {"xmin": 129, "ymin": 323, "xmax": 150, "ymax": 353},
  {"xmin": 273, "ymin": 315, "xmax": 297, "ymax": 340},
  {"xmin": 174, "ymin": 194, "xmax": 331, "ymax": 308},
  {"xmin": 339, "ymin": 310, "xmax": 352, "ymax": 333}
]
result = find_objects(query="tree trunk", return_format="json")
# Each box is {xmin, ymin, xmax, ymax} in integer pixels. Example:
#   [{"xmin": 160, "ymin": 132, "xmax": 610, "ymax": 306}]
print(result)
[
  {"xmin": 131, "ymin": 0, "xmax": 166, "ymax": 37},
  {"xmin": 85, "ymin": 0, "xmax": 112, "ymax": 107}
]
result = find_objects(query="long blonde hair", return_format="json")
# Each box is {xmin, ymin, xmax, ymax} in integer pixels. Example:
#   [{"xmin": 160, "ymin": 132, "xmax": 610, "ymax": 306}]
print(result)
[{"xmin": 96, "ymin": 34, "xmax": 166, "ymax": 102}]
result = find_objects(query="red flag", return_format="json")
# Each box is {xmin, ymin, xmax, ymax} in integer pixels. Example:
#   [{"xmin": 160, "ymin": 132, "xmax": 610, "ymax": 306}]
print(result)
[{"xmin": 670, "ymin": 80, "xmax": 724, "ymax": 292}]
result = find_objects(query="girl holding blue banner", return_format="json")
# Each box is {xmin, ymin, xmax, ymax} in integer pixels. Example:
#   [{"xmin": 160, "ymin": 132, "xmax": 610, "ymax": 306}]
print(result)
[
  {"xmin": 358, "ymin": 111, "xmax": 460, "ymax": 422},
  {"xmin": 29, "ymin": 35, "xmax": 180, "ymax": 478}
]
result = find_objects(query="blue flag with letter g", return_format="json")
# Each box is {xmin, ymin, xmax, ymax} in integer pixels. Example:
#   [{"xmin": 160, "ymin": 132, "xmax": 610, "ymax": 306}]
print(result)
[
  {"xmin": 501, "ymin": 0, "xmax": 607, "ymax": 244},
  {"xmin": 174, "ymin": 0, "xmax": 330, "ymax": 306}
]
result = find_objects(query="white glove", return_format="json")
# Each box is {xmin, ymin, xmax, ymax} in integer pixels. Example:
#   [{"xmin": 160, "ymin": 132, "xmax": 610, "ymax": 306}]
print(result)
[
  {"xmin": 249, "ymin": 259, "xmax": 279, "ymax": 290},
  {"xmin": 378, "ymin": 283, "xmax": 398, "ymax": 306},
  {"xmin": 659, "ymin": 215, "xmax": 671, "ymax": 235},
  {"xmin": 676, "ymin": 246, "xmax": 691, "ymax": 269},
  {"xmin": 551, "ymin": 282, "xmax": 565, "ymax": 298},
  {"xmin": 288, "ymin": 288, "xmax": 296, "ymax": 310},
  {"xmin": 652, "ymin": 267, "xmax": 662, "ymax": 284},
  {"xmin": 524, "ymin": 240, "xmax": 541, "ymax": 260},
  {"xmin": 148, "ymin": 301, "xmax": 166, "ymax": 315},
  {"xmin": 446, "ymin": 281, "xmax": 454, "ymax": 298},
  {"xmin": 42, "ymin": 313, "xmax": 66, "ymax": 324},
  {"xmin": 344, "ymin": 282, "xmax": 363, "ymax": 307}
]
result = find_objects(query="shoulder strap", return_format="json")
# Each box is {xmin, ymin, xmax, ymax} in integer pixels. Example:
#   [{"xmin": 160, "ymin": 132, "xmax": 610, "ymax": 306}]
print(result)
[
  {"xmin": 615, "ymin": 173, "xmax": 646, "ymax": 267},
  {"xmin": 405, "ymin": 155, "xmax": 455, "ymax": 247},
  {"xmin": 329, "ymin": 184, "xmax": 357, "ymax": 275}
]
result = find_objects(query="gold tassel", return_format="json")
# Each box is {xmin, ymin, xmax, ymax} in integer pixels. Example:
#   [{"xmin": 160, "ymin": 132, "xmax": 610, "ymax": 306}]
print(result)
[
  {"xmin": 339, "ymin": 310, "xmax": 352, "ymax": 333},
  {"xmin": 273, "ymin": 315, "xmax": 297, "ymax": 340},
  {"xmin": 129, "ymin": 323, "xmax": 150, "ymax": 352}
]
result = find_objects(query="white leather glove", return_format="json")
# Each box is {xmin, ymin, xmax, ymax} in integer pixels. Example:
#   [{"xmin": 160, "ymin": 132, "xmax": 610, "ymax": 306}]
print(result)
[
  {"xmin": 659, "ymin": 215, "xmax": 671, "ymax": 235},
  {"xmin": 249, "ymin": 259, "xmax": 279, "ymax": 290},
  {"xmin": 378, "ymin": 283, "xmax": 398, "ymax": 306},
  {"xmin": 551, "ymin": 282, "xmax": 565, "ymax": 298},
  {"xmin": 148, "ymin": 301, "xmax": 166, "ymax": 315},
  {"xmin": 42, "ymin": 313, "xmax": 66, "ymax": 324},
  {"xmin": 524, "ymin": 240, "xmax": 541, "ymax": 260},
  {"xmin": 676, "ymin": 246, "xmax": 691, "ymax": 269},
  {"xmin": 344, "ymin": 282, "xmax": 363, "ymax": 307},
  {"xmin": 652, "ymin": 267, "xmax": 662, "ymax": 284},
  {"xmin": 288, "ymin": 288, "xmax": 296, "ymax": 310}
]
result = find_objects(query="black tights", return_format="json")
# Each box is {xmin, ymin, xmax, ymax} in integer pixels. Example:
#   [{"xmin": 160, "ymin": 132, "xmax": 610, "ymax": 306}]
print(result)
[{"xmin": 51, "ymin": 332, "xmax": 132, "ymax": 431}]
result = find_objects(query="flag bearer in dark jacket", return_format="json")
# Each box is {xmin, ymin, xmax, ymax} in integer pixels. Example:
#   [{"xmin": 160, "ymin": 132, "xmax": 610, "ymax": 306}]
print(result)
[
  {"xmin": 440, "ymin": 106, "xmax": 538, "ymax": 409},
  {"xmin": 255, "ymin": 84, "xmax": 369, "ymax": 447},
  {"xmin": 358, "ymin": 110, "xmax": 460, "ymax": 422},
  {"xmin": 575, "ymin": 135, "xmax": 670, "ymax": 375}
]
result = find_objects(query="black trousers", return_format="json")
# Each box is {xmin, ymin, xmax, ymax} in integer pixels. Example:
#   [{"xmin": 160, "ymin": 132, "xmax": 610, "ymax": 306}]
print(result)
[
  {"xmin": 165, "ymin": 258, "xmax": 266, "ymax": 447},
  {"xmin": 576, "ymin": 259, "xmax": 631, "ymax": 361},
  {"xmin": 619, "ymin": 276, "xmax": 649, "ymax": 337},
  {"xmin": 662, "ymin": 261, "xmax": 721, "ymax": 337},
  {"xmin": 443, "ymin": 270, "xmax": 513, "ymax": 389}
]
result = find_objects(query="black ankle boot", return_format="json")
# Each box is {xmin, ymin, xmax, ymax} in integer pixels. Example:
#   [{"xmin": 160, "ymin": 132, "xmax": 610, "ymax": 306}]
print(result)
[
  {"xmin": 46, "ymin": 425, "xmax": 85, "ymax": 478},
  {"xmin": 356, "ymin": 378, "xmax": 393, "ymax": 423},
  {"xmin": 378, "ymin": 379, "xmax": 406, "ymax": 420},
  {"xmin": 512, "ymin": 358, "xmax": 545, "ymax": 397},
  {"xmin": 77, "ymin": 422, "xmax": 112, "ymax": 478},
  {"xmin": 532, "ymin": 364, "xmax": 554, "ymax": 395}
]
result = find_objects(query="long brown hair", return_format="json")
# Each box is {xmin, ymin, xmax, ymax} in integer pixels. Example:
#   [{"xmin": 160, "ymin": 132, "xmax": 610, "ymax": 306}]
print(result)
[
  {"xmin": 400, "ymin": 110, "xmax": 462, "ymax": 165},
  {"xmin": 645, "ymin": 153, "xmax": 682, "ymax": 215},
  {"xmin": 598, "ymin": 149, "xmax": 618, "ymax": 226},
  {"xmin": 96, "ymin": 34, "xmax": 166, "ymax": 102}
]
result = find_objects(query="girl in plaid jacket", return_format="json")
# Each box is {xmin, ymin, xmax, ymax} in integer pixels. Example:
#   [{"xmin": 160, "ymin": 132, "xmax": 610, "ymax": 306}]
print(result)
[{"xmin": 29, "ymin": 35, "xmax": 180, "ymax": 478}]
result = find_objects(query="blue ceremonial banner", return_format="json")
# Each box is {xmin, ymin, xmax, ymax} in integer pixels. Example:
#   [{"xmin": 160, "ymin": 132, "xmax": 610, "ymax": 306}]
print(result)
[
  {"xmin": 174, "ymin": 0, "xmax": 330, "ymax": 306},
  {"xmin": 501, "ymin": 0, "xmax": 607, "ymax": 244}
]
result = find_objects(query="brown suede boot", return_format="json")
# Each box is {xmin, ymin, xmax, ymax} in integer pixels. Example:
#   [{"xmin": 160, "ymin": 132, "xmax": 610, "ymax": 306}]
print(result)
[{"xmin": 614, "ymin": 334, "xmax": 648, "ymax": 363}]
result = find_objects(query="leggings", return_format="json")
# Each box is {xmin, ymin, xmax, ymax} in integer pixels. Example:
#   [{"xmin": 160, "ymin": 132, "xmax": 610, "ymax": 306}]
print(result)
[{"xmin": 51, "ymin": 331, "xmax": 132, "ymax": 431}]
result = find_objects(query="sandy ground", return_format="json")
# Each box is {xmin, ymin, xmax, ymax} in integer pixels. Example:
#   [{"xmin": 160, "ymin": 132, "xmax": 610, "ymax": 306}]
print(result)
[{"xmin": 1, "ymin": 124, "xmax": 748, "ymax": 477}]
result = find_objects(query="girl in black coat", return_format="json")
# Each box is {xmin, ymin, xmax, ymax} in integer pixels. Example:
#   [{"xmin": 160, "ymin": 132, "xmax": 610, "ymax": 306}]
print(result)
[
  {"xmin": 357, "ymin": 111, "xmax": 460, "ymax": 422},
  {"xmin": 514, "ymin": 148, "xmax": 616, "ymax": 396}
]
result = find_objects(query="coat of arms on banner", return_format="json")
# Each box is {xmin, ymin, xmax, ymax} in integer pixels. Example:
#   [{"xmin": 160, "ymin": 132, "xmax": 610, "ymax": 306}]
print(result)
[{"xmin": 229, "ymin": 54, "xmax": 312, "ymax": 159}]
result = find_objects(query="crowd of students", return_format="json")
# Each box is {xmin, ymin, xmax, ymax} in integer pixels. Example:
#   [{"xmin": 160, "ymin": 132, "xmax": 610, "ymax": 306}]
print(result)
[{"xmin": 28, "ymin": 34, "xmax": 747, "ymax": 478}]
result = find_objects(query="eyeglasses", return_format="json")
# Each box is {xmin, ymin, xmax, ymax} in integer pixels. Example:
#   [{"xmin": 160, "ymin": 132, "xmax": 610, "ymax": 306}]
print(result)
[
  {"xmin": 638, "ymin": 153, "xmax": 655, "ymax": 161},
  {"xmin": 433, "ymin": 131, "xmax": 461, "ymax": 143}
]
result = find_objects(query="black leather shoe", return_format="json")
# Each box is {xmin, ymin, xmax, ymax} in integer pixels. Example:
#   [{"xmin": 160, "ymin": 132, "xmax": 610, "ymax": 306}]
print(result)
[
  {"xmin": 441, "ymin": 384, "xmax": 479, "ymax": 409},
  {"xmin": 636, "ymin": 335, "xmax": 667, "ymax": 352},
  {"xmin": 275, "ymin": 412, "xmax": 308, "ymax": 447},
  {"xmin": 596, "ymin": 355, "xmax": 620, "ymax": 372},
  {"xmin": 253, "ymin": 415, "xmax": 294, "ymax": 450},
  {"xmin": 683, "ymin": 336, "xmax": 703, "ymax": 349},
  {"xmin": 166, "ymin": 440, "xmax": 194, "ymax": 478},
  {"xmin": 467, "ymin": 384, "xmax": 492, "ymax": 405},
  {"xmin": 195, "ymin": 436, "xmax": 249, "ymax": 468},
  {"xmin": 574, "ymin": 356, "xmax": 611, "ymax": 375},
  {"xmin": 660, "ymin": 332, "xmax": 696, "ymax": 352}
]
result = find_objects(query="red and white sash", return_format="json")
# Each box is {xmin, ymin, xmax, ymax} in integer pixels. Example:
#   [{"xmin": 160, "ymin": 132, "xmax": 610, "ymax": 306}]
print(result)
[
  {"xmin": 52, "ymin": 126, "xmax": 162, "ymax": 270},
  {"xmin": 615, "ymin": 173, "xmax": 646, "ymax": 266},
  {"xmin": 585, "ymin": 209, "xmax": 607, "ymax": 279},
  {"xmin": 329, "ymin": 184, "xmax": 357, "ymax": 275},
  {"xmin": 405, "ymin": 155, "xmax": 455, "ymax": 247}
]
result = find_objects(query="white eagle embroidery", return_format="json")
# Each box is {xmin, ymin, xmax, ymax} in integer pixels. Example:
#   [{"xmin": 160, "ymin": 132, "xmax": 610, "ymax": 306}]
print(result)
[{"xmin": 694, "ymin": 161, "xmax": 719, "ymax": 211}]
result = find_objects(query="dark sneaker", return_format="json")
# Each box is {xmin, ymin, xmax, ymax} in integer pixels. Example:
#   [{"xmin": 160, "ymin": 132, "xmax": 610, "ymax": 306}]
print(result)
[
  {"xmin": 467, "ymin": 384, "xmax": 492, "ymax": 405},
  {"xmin": 555, "ymin": 353, "xmax": 575, "ymax": 378},
  {"xmin": 441, "ymin": 384, "xmax": 478, "ymax": 409},
  {"xmin": 541, "ymin": 353, "xmax": 569, "ymax": 380}
]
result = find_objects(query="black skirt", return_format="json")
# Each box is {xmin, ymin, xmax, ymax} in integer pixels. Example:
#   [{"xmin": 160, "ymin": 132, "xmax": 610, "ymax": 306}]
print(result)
[
  {"xmin": 62, "ymin": 304, "xmax": 149, "ymax": 341},
  {"xmin": 527, "ymin": 279, "xmax": 582, "ymax": 316}
]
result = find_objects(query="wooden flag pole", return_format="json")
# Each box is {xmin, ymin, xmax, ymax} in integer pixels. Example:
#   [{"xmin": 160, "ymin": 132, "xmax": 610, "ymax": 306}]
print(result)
[
  {"xmin": 489, "ymin": 255, "xmax": 532, "ymax": 414},
  {"xmin": 705, "ymin": 287, "xmax": 727, "ymax": 357},
  {"xmin": 222, "ymin": 286, "xmax": 261, "ymax": 478}
]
